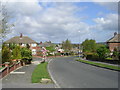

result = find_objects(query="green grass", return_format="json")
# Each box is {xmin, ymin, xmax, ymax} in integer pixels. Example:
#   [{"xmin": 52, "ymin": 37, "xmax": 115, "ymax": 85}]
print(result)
[
  {"xmin": 0, "ymin": 67, "xmax": 5, "ymax": 70},
  {"xmin": 106, "ymin": 57, "xmax": 113, "ymax": 60},
  {"xmin": 76, "ymin": 59, "xmax": 120, "ymax": 71},
  {"xmin": 31, "ymin": 62, "xmax": 51, "ymax": 83}
]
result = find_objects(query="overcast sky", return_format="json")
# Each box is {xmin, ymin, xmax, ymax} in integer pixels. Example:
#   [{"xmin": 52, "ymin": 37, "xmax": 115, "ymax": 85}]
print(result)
[{"xmin": 2, "ymin": 0, "xmax": 118, "ymax": 43}]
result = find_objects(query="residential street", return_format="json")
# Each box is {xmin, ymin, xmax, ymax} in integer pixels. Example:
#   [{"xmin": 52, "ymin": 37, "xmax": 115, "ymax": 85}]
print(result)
[
  {"xmin": 48, "ymin": 56, "xmax": 119, "ymax": 88},
  {"xmin": 2, "ymin": 57, "xmax": 55, "ymax": 88}
]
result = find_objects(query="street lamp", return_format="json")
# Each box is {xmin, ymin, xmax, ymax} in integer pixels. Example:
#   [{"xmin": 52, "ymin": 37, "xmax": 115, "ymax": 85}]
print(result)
[{"xmin": 78, "ymin": 31, "xmax": 81, "ymax": 58}]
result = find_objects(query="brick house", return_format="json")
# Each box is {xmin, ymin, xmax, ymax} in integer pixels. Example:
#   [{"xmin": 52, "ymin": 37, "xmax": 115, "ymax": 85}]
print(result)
[
  {"xmin": 4, "ymin": 33, "xmax": 39, "ymax": 55},
  {"xmin": 107, "ymin": 32, "xmax": 120, "ymax": 52}
]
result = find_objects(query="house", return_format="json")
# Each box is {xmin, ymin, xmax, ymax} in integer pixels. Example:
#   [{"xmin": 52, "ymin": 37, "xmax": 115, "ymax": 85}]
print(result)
[
  {"xmin": 38, "ymin": 41, "xmax": 54, "ymax": 47},
  {"xmin": 107, "ymin": 32, "xmax": 120, "ymax": 52},
  {"xmin": 4, "ymin": 33, "xmax": 38, "ymax": 55}
]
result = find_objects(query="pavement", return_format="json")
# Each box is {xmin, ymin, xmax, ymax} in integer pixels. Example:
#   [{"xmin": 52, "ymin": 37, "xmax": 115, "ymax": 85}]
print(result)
[
  {"xmin": 48, "ymin": 56, "xmax": 119, "ymax": 88},
  {"xmin": 2, "ymin": 57, "xmax": 55, "ymax": 88}
]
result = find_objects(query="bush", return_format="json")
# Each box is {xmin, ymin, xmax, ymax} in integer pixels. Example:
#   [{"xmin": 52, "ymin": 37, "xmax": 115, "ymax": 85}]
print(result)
[
  {"xmin": 97, "ymin": 46, "xmax": 110, "ymax": 59},
  {"xmin": 86, "ymin": 53, "xmax": 99, "ymax": 61},
  {"xmin": 112, "ymin": 48, "xmax": 119, "ymax": 60},
  {"xmin": 12, "ymin": 45, "xmax": 21, "ymax": 59},
  {"xmin": 55, "ymin": 53, "xmax": 61, "ymax": 56},
  {"xmin": 2, "ymin": 46, "xmax": 11, "ymax": 63},
  {"xmin": 21, "ymin": 47, "xmax": 32, "ymax": 64}
]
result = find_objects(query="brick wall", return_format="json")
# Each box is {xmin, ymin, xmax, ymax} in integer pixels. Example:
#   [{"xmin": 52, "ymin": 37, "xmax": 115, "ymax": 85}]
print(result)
[{"xmin": 108, "ymin": 43, "xmax": 120, "ymax": 51}]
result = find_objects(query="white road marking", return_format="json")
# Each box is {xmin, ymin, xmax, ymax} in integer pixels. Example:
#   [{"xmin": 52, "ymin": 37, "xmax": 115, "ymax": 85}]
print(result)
[
  {"xmin": 47, "ymin": 59, "xmax": 60, "ymax": 88},
  {"xmin": 10, "ymin": 72, "xmax": 25, "ymax": 74}
]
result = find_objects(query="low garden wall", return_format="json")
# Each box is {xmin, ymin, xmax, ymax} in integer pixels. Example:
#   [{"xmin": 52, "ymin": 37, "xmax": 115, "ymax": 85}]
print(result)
[{"xmin": 0, "ymin": 61, "xmax": 24, "ymax": 79}]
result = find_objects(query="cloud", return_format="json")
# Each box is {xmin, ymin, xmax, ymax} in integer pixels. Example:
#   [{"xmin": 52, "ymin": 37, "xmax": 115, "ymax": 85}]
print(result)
[
  {"xmin": 4, "ymin": 2, "xmax": 90, "ymax": 43},
  {"xmin": 91, "ymin": 13, "xmax": 118, "ymax": 31},
  {"xmin": 2, "ymin": 2, "xmax": 118, "ymax": 43}
]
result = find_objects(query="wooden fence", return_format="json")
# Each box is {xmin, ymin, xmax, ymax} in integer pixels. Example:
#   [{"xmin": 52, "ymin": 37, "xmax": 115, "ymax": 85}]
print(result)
[{"xmin": 0, "ymin": 61, "xmax": 24, "ymax": 79}]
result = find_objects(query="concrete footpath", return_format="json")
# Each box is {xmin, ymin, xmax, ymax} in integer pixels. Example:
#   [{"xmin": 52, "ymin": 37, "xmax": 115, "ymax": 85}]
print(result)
[{"xmin": 2, "ymin": 57, "xmax": 55, "ymax": 88}]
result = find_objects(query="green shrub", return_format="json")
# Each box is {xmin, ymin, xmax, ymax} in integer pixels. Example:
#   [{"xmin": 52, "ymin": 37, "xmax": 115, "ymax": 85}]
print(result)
[
  {"xmin": 21, "ymin": 47, "xmax": 32, "ymax": 64},
  {"xmin": 2, "ymin": 46, "xmax": 11, "ymax": 63},
  {"xmin": 97, "ymin": 46, "xmax": 110, "ymax": 59},
  {"xmin": 86, "ymin": 53, "xmax": 99, "ymax": 60},
  {"xmin": 12, "ymin": 45, "xmax": 21, "ymax": 59},
  {"xmin": 55, "ymin": 53, "xmax": 61, "ymax": 56},
  {"xmin": 112, "ymin": 48, "xmax": 119, "ymax": 60}
]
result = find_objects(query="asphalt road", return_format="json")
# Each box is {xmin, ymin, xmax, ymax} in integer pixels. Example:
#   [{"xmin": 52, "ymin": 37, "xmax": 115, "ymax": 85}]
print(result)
[{"xmin": 49, "ymin": 56, "xmax": 119, "ymax": 88}]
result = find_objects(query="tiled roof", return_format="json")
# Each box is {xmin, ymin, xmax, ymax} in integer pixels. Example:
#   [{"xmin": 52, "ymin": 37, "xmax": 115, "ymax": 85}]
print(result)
[
  {"xmin": 5, "ymin": 36, "xmax": 37, "ymax": 44},
  {"xmin": 38, "ymin": 42, "xmax": 53, "ymax": 47},
  {"xmin": 107, "ymin": 34, "xmax": 120, "ymax": 43}
]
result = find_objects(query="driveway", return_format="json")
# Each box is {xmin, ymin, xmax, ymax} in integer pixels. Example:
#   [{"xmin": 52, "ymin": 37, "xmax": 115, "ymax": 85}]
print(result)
[
  {"xmin": 48, "ymin": 56, "xmax": 119, "ymax": 88},
  {"xmin": 2, "ymin": 57, "xmax": 55, "ymax": 88}
]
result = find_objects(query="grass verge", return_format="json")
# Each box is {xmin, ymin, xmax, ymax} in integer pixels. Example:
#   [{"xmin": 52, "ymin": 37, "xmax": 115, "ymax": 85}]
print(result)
[
  {"xmin": 76, "ymin": 59, "xmax": 120, "ymax": 71},
  {"xmin": 31, "ymin": 62, "xmax": 51, "ymax": 83}
]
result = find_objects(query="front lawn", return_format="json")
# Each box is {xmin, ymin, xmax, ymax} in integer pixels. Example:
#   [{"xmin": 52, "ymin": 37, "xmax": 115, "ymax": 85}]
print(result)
[
  {"xmin": 0, "ymin": 67, "xmax": 5, "ymax": 70},
  {"xmin": 76, "ymin": 59, "xmax": 120, "ymax": 71},
  {"xmin": 31, "ymin": 62, "xmax": 51, "ymax": 83}
]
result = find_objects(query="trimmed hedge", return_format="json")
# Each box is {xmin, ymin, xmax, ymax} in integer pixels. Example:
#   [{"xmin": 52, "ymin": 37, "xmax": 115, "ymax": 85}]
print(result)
[{"xmin": 85, "ymin": 53, "xmax": 119, "ymax": 64}]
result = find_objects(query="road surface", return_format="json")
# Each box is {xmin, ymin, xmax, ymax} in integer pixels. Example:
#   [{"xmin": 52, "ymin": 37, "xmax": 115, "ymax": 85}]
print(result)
[{"xmin": 48, "ymin": 56, "xmax": 118, "ymax": 88}]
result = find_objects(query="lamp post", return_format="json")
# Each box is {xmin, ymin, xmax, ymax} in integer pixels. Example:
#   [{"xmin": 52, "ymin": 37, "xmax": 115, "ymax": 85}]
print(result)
[{"xmin": 78, "ymin": 31, "xmax": 80, "ymax": 58}]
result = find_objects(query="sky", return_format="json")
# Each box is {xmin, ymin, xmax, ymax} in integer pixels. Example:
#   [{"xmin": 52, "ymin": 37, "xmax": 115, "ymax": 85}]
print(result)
[{"xmin": 1, "ymin": 0, "xmax": 118, "ymax": 43}]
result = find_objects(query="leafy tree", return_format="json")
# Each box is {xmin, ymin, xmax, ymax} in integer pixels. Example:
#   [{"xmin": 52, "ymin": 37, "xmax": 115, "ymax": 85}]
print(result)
[
  {"xmin": 26, "ymin": 44, "xmax": 30, "ymax": 49},
  {"xmin": 62, "ymin": 39, "xmax": 72, "ymax": 53},
  {"xmin": 12, "ymin": 45, "xmax": 21, "ymax": 59},
  {"xmin": 2, "ymin": 45, "xmax": 11, "ymax": 63},
  {"xmin": 97, "ymin": 46, "xmax": 110, "ymax": 59},
  {"xmin": 82, "ymin": 39, "xmax": 97, "ymax": 52},
  {"xmin": 46, "ymin": 45, "xmax": 55, "ymax": 52},
  {"xmin": 9, "ymin": 43, "xmax": 16, "ymax": 50}
]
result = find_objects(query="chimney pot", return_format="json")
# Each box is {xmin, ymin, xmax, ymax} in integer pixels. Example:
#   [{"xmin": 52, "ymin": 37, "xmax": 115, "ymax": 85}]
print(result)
[
  {"xmin": 40, "ymin": 41, "xmax": 42, "ymax": 44},
  {"xmin": 20, "ymin": 33, "xmax": 23, "ymax": 38},
  {"xmin": 114, "ymin": 32, "xmax": 117, "ymax": 36}
]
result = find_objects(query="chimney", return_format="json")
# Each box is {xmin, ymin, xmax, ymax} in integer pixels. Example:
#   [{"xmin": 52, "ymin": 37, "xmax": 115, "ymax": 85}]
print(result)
[
  {"xmin": 114, "ymin": 32, "xmax": 117, "ymax": 36},
  {"xmin": 40, "ymin": 41, "xmax": 42, "ymax": 44},
  {"xmin": 20, "ymin": 33, "xmax": 23, "ymax": 38}
]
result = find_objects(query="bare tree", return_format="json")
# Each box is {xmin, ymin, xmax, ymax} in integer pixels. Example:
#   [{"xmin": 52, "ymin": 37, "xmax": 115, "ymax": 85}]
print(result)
[{"xmin": 0, "ymin": 1, "xmax": 14, "ymax": 43}]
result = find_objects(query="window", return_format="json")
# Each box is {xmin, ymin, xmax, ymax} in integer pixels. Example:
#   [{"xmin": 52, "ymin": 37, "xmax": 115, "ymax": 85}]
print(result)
[
  {"xmin": 31, "ymin": 43, "xmax": 37, "ymax": 47},
  {"xmin": 21, "ymin": 44, "xmax": 26, "ymax": 47},
  {"xmin": 32, "ymin": 49, "xmax": 36, "ymax": 55}
]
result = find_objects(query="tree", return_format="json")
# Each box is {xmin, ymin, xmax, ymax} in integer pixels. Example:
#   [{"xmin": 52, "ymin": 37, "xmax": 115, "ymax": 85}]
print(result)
[
  {"xmin": 82, "ymin": 39, "xmax": 97, "ymax": 52},
  {"xmin": 2, "ymin": 45, "xmax": 11, "ymax": 63},
  {"xmin": 26, "ymin": 44, "xmax": 30, "ymax": 49},
  {"xmin": 62, "ymin": 39, "xmax": 72, "ymax": 53},
  {"xmin": 0, "ymin": 2, "xmax": 14, "ymax": 43},
  {"xmin": 12, "ymin": 45, "xmax": 21, "ymax": 59},
  {"xmin": 9, "ymin": 43, "xmax": 16, "ymax": 50},
  {"xmin": 46, "ymin": 45, "xmax": 55, "ymax": 52},
  {"xmin": 97, "ymin": 46, "xmax": 110, "ymax": 59}
]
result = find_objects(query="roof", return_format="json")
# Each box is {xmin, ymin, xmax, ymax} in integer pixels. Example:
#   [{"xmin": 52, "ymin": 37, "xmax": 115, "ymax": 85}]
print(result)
[
  {"xmin": 107, "ymin": 34, "xmax": 120, "ymax": 43},
  {"xmin": 38, "ymin": 42, "xmax": 54, "ymax": 47},
  {"xmin": 5, "ymin": 36, "xmax": 37, "ymax": 44}
]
